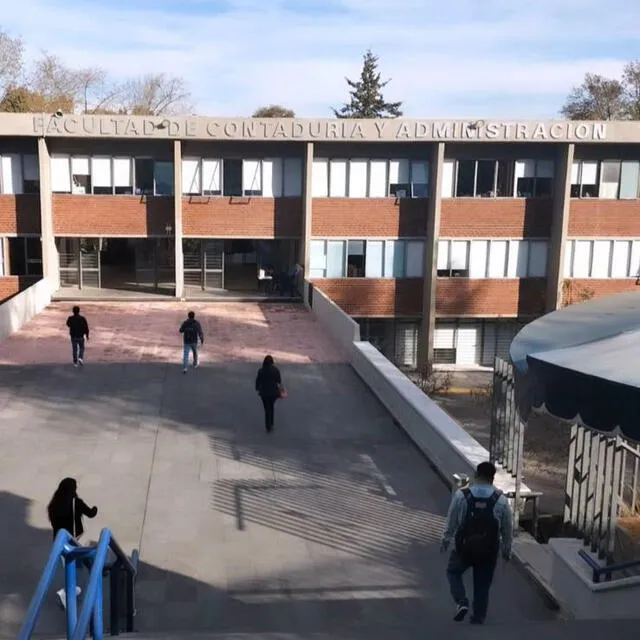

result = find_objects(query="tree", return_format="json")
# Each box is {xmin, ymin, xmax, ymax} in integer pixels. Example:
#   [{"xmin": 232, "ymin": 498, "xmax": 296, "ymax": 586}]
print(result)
[
  {"xmin": 28, "ymin": 52, "xmax": 80, "ymax": 111},
  {"xmin": 622, "ymin": 61, "xmax": 640, "ymax": 120},
  {"xmin": 0, "ymin": 85, "xmax": 73, "ymax": 113},
  {"xmin": 333, "ymin": 50, "xmax": 402, "ymax": 119},
  {"xmin": 252, "ymin": 105, "xmax": 295, "ymax": 117},
  {"xmin": 118, "ymin": 73, "xmax": 191, "ymax": 115},
  {"xmin": 561, "ymin": 73, "xmax": 626, "ymax": 120},
  {"xmin": 0, "ymin": 28, "xmax": 23, "ymax": 93}
]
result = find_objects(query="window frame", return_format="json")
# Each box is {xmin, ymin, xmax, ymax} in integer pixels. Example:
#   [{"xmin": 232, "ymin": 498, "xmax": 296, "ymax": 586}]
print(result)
[{"xmin": 565, "ymin": 238, "xmax": 640, "ymax": 278}]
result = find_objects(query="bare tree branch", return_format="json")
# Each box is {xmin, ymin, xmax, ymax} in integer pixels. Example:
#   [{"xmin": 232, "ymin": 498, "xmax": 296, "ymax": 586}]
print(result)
[
  {"xmin": 0, "ymin": 28, "xmax": 24, "ymax": 92},
  {"xmin": 117, "ymin": 73, "xmax": 192, "ymax": 115}
]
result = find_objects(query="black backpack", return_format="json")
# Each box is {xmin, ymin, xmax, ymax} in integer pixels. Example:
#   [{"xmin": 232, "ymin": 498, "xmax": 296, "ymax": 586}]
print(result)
[
  {"xmin": 183, "ymin": 321, "xmax": 198, "ymax": 343},
  {"xmin": 454, "ymin": 489, "xmax": 501, "ymax": 562}
]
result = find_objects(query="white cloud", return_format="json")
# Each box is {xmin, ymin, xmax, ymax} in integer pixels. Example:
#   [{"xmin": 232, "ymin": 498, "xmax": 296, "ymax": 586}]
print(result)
[{"xmin": 1, "ymin": 0, "xmax": 637, "ymax": 117}]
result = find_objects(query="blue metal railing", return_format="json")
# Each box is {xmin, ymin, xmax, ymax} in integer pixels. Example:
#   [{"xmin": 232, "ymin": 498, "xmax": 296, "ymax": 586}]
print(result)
[
  {"xmin": 18, "ymin": 528, "xmax": 138, "ymax": 640},
  {"xmin": 578, "ymin": 548, "xmax": 640, "ymax": 583}
]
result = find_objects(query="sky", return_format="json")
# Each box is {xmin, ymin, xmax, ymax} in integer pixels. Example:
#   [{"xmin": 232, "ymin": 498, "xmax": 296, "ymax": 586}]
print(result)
[{"xmin": 1, "ymin": 0, "xmax": 638, "ymax": 118}]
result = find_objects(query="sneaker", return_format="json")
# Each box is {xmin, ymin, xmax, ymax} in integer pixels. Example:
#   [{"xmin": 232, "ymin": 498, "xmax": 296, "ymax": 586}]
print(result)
[
  {"xmin": 194, "ymin": 362, "xmax": 199, "ymax": 369},
  {"xmin": 78, "ymin": 358, "xmax": 84, "ymax": 366},
  {"xmin": 183, "ymin": 369, "xmax": 187, "ymax": 374},
  {"xmin": 56, "ymin": 586, "xmax": 82, "ymax": 610},
  {"xmin": 73, "ymin": 362, "xmax": 78, "ymax": 368},
  {"xmin": 454, "ymin": 604, "xmax": 469, "ymax": 622}
]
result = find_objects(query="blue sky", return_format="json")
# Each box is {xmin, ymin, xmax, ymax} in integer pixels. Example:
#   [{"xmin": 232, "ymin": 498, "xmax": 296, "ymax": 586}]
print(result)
[{"xmin": 2, "ymin": 0, "xmax": 637, "ymax": 118}]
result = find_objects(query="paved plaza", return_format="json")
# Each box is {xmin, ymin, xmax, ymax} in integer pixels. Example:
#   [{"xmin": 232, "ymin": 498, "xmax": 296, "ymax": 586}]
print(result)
[{"xmin": 0, "ymin": 301, "xmax": 558, "ymax": 638}]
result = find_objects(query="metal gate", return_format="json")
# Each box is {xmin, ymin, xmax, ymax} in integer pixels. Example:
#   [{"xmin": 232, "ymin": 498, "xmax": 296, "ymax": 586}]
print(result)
[{"xmin": 182, "ymin": 240, "xmax": 224, "ymax": 291}]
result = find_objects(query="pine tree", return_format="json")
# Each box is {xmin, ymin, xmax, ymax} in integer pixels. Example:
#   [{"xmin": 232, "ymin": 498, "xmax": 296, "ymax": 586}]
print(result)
[{"xmin": 333, "ymin": 50, "xmax": 403, "ymax": 119}]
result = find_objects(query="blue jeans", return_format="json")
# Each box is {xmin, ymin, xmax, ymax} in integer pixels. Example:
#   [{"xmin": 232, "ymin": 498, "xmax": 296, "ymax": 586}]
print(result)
[
  {"xmin": 446, "ymin": 550, "xmax": 497, "ymax": 622},
  {"xmin": 71, "ymin": 338, "xmax": 85, "ymax": 364},
  {"xmin": 183, "ymin": 343, "xmax": 198, "ymax": 369}
]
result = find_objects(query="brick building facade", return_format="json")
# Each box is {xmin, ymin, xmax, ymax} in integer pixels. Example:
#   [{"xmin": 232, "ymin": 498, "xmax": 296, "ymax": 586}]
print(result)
[{"xmin": 0, "ymin": 114, "xmax": 638, "ymax": 369}]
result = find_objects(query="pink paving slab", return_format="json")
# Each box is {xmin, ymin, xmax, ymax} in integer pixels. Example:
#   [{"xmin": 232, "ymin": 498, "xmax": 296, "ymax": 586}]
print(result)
[{"xmin": 0, "ymin": 302, "xmax": 347, "ymax": 366}]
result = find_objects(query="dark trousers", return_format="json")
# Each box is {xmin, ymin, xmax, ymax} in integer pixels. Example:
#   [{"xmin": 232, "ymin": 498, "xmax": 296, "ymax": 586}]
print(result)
[
  {"xmin": 260, "ymin": 395, "xmax": 277, "ymax": 431},
  {"xmin": 446, "ymin": 550, "xmax": 497, "ymax": 623},
  {"xmin": 71, "ymin": 338, "xmax": 85, "ymax": 364}
]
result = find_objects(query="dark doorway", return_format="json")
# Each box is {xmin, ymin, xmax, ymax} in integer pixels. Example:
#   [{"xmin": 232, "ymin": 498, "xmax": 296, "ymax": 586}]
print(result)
[{"xmin": 100, "ymin": 238, "xmax": 136, "ymax": 289}]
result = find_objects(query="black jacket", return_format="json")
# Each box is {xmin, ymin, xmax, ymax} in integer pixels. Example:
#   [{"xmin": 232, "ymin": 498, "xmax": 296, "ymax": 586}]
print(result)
[
  {"xmin": 255, "ymin": 365, "xmax": 282, "ymax": 398},
  {"xmin": 66, "ymin": 315, "xmax": 89, "ymax": 339},
  {"xmin": 179, "ymin": 318, "xmax": 204, "ymax": 345},
  {"xmin": 49, "ymin": 497, "xmax": 98, "ymax": 540}
]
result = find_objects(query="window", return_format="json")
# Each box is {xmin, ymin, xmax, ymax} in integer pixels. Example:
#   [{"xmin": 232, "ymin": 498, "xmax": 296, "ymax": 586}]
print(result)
[
  {"xmin": 565, "ymin": 239, "xmax": 640, "ymax": 278},
  {"xmin": 183, "ymin": 158, "xmax": 201, "ymax": 195},
  {"xmin": 309, "ymin": 239, "xmax": 424, "ymax": 278},
  {"xmin": 112, "ymin": 157, "xmax": 133, "ymax": 195},
  {"xmin": 620, "ymin": 161, "xmax": 640, "ymax": 199},
  {"xmin": 514, "ymin": 159, "xmax": 554, "ymax": 197},
  {"xmin": 437, "ymin": 240, "xmax": 469, "ymax": 277},
  {"xmin": 71, "ymin": 157, "xmax": 91, "ymax": 194},
  {"xmin": 223, "ymin": 159, "xmax": 243, "ymax": 196},
  {"xmin": 0, "ymin": 238, "xmax": 4, "ymax": 276},
  {"xmin": 243, "ymin": 159, "xmax": 262, "ymax": 196},
  {"xmin": 0, "ymin": 154, "xmax": 38, "ymax": 194},
  {"xmin": 91, "ymin": 157, "xmax": 112, "ymax": 195},
  {"xmin": 154, "ymin": 161, "xmax": 173, "ymax": 196},
  {"xmin": 439, "ymin": 239, "xmax": 548, "ymax": 278},
  {"xmin": 51, "ymin": 155, "xmax": 71, "ymax": 193},
  {"xmin": 202, "ymin": 159, "xmax": 221, "ymax": 195},
  {"xmin": 283, "ymin": 157, "xmax": 302, "ymax": 196},
  {"xmin": 347, "ymin": 240, "xmax": 366, "ymax": 277},
  {"xmin": 135, "ymin": 158, "xmax": 154, "ymax": 195},
  {"xmin": 314, "ymin": 158, "xmax": 428, "ymax": 198},
  {"xmin": 8, "ymin": 236, "xmax": 42, "ymax": 276},
  {"xmin": 444, "ymin": 159, "xmax": 511, "ymax": 198},
  {"xmin": 22, "ymin": 155, "xmax": 39, "ymax": 193},
  {"xmin": 571, "ymin": 160, "xmax": 599, "ymax": 198},
  {"xmin": 263, "ymin": 158, "xmax": 283, "ymax": 197}
]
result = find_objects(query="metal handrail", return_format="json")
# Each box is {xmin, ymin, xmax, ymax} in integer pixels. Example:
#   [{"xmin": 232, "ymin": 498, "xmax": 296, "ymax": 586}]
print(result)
[
  {"xmin": 18, "ymin": 530, "xmax": 79, "ymax": 640},
  {"xmin": 578, "ymin": 548, "xmax": 640, "ymax": 583},
  {"xmin": 18, "ymin": 528, "xmax": 138, "ymax": 640}
]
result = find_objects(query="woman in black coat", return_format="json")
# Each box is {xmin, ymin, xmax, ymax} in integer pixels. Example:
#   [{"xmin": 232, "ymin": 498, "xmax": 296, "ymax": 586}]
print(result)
[
  {"xmin": 47, "ymin": 477, "xmax": 98, "ymax": 609},
  {"xmin": 255, "ymin": 355, "xmax": 283, "ymax": 432}
]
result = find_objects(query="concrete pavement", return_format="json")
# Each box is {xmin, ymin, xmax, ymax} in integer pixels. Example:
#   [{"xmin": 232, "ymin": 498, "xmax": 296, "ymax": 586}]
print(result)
[{"xmin": 0, "ymin": 302, "xmax": 554, "ymax": 638}]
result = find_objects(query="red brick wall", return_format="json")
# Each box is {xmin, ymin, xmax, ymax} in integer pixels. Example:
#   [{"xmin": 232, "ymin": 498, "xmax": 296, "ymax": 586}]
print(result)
[
  {"xmin": 312, "ymin": 278, "xmax": 423, "ymax": 316},
  {"xmin": 53, "ymin": 195, "xmax": 173, "ymax": 236},
  {"xmin": 569, "ymin": 200, "xmax": 640, "ymax": 236},
  {"xmin": 0, "ymin": 276, "xmax": 41, "ymax": 303},
  {"xmin": 311, "ymin": 198, "xmax": 428, "ymax": 237},
  {"xmin": 562, "ymin": 278, "xmax": 640, "ymax": 306},
  {"xmin": 183, "ymin": 197, "xmax": 302, "ymax": 237},
  {"xmin": 436, "ymin": 278, "xmax": 547, "ymax": 317},
  {"xmin": 0, "ymin": 195, "xmax": 41, "ymax": 234},
  {"xmin": 440, "ymin": 199, "xmax": 552, "ymax": 237}
]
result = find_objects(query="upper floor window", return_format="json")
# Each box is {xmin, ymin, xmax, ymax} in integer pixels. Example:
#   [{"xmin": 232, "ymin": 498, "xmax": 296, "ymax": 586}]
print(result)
[
  {"xmin": 564, "ymin": 239, "xmax": 640, "ymax": 278},
  {"xmin": 514, "ymin": 160, "xmax": 553, "ymax": 198},
  {"xmin": 0, "ymin": 154, "xmax": 39, "ymax": 194},
  {"xmin": 51, "ymin": 155, "xmax": 173, "ymax": 196},
  {"xmin": 571, "ymin": 160, "xmax": 640, "ymax": 199},
  {"xmin": 309, "ymin": 238, "xmax": 424, "ymax": 279},
  {"xmin": 182, "ymin": 157, "xmax": 302, "ymax": 197},
  {"xmin": 8, "ymin": 236, "xmax": 42, "ymax": 276},
  {"xmin": 442, "ymin": 159, "xmax": 510, "ymax": 198},
  {"xmin": 437, "ymin": 239, "xmax": 548, "ymax": 278},
  {"xmin": 311, "ymin": 158, "xmax": 429, "ymax": 198}
]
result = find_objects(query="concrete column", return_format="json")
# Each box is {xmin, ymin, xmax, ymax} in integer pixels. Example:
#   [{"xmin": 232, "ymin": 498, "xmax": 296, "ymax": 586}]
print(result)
[
  {"xmin": 299, "ymin": 142, "xmax": 314, "ymax": 275},
  {"xmin": 418, "ymin": 142, "xmax": 445, "ymax": 373},
  {"xmin": 37, "ymin": 137, "xmax": 59, "ymax": 291},
  {"xmin": 173, "ymin": 140, "xmax": 184, "ymax": 299},
  {"xmin": 546, "ymin": 143, "xmax": 574, "ymax": 312}
]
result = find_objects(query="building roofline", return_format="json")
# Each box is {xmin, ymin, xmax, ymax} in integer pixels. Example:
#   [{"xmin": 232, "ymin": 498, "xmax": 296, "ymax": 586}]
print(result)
[{"xmin": 0, "ymin": 112, "xmax": 636, "ymax": 143}]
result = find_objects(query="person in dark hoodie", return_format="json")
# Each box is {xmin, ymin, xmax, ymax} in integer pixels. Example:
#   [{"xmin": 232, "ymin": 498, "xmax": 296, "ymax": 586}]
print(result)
[
  {"xmin": 47, "ymin": 477, "xmax": 98, "ymax": 609},
  {"xmin": 255, "ymin": 355, "xmax": 284, "ymax": 432},
  {"xmin": 179, "ymin": 311, "xmax": 204, "ymax": 373},
  {"xmin": 66, "ymin": 306, "xmax": 90, "ymax": 367}
]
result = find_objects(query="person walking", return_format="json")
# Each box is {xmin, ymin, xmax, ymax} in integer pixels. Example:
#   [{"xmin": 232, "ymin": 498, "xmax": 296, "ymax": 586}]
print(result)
[
  {"xmin": 66, "ymin": 306, "xmax": 89, "ymax": 367},
  {"xmin": 179, "ymin": 311, "xmax": 204, "ymax": 373},
  {"xmin": 441, "ymin": 461, "xmax": 513, "ymax": 625},
  {"xmin": 47, "ymin": 477, "xmax": 98, "ymax": 610},
  {"xmin": 255, "ymin": 355, "xmax": 285, "ymax": 432}
]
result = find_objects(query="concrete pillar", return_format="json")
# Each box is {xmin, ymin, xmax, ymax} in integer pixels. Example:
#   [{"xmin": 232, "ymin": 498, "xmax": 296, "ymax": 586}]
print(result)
[
  {"xmin": 546, "ymin": 143, "xmax": 574, "ymax": 312},
  {"xmin": 173, "ymin": 140, "xmax": 184, "ymax": 299},
  {"xmin": 418, "ymin": 142, "xmax": 445, "ymax": 373},
  {"xmin": 299, "ymin": 142, "xmax": 314, "ymax": 275},
  {"xmin": 37, "ymin": 137, "xmax": 59, "ymax": 291}
]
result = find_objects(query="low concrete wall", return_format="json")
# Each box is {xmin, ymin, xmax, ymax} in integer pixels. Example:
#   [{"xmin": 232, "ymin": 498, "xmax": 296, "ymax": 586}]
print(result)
[
  {"xmin": 550, "ymin": 538, "xmax": 640, "ymax": 618},
  {"xmin": 0, "ymin": 277, "xmax": 52, "ymax": 341},
  {"xmin": 307, "ymin": 282, "xmax": 361, "ymax": 354}
]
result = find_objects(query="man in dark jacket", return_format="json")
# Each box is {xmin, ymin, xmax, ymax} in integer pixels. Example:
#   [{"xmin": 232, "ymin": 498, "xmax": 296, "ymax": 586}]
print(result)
[
  {"xmin": 66, "ymin": 306, "xmax": 89, "ymax": 367},
  {"xmin": 179, "ymin": 311, "xmax": 204, "ymax": 373}
]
